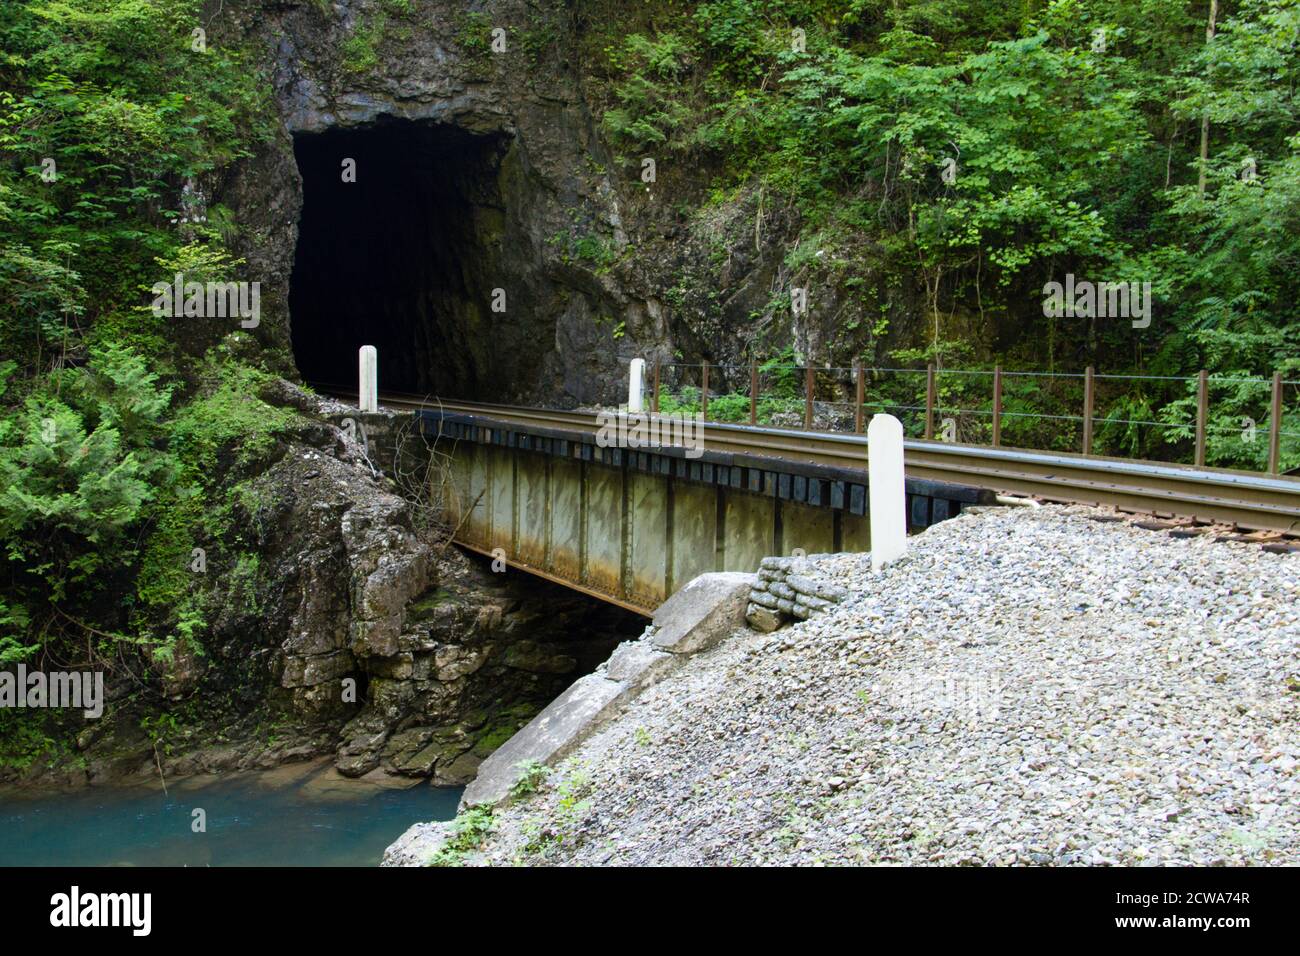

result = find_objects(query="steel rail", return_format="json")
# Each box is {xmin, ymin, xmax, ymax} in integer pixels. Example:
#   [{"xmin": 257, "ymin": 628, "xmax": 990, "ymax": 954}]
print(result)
[{"xmin": 336, "ymin": 388, "xmax": 1300, "ymax": 534}]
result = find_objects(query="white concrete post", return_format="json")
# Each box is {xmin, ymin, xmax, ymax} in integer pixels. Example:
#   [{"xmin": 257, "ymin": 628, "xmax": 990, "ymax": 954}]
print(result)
[
  {"xmin": 867, "ymin": 413, "xmax": 907, "ymax": 571},
  {"xmin": 628, "ymin": 358, "xmax": 645, "ymax": 413},
  {"xmin": 359, "ymin": 345, "xmax": 378, "ymax": 413}
]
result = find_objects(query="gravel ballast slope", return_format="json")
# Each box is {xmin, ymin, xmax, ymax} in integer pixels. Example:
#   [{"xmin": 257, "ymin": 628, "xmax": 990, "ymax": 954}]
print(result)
[{"xmin": 470, "ymin": 505, "xmax": 1299, "ymax": 866}]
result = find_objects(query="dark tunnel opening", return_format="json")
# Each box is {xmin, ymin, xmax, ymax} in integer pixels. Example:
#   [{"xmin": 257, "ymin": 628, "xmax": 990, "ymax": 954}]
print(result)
[{"xmin": 289, "ymin": 118, "xmax": 518, "ymax": 398}]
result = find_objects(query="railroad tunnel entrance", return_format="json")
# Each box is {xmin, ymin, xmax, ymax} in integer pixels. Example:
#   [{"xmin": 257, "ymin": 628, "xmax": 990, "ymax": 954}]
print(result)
[{"xmin": 289, "ymin": 118, "xmax": 535, "ymax": 398}]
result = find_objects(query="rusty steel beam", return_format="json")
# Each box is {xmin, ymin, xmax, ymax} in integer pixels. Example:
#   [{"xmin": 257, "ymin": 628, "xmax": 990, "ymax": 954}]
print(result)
[
  {"xmin": 336, "ymin": 389, "xmax": 1300, "ymax": 535},
  {"xmin": 428, "ymin": 402, "xmax": 1300, "ymax": 534}
]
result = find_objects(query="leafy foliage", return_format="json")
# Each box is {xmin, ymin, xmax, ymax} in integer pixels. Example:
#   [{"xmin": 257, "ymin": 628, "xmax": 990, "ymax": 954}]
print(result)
[
  {"xmin": 0, "ymin": 1, "xmax": 280, "ymax": 701},
  {"xmin": 0, "ymin": 344, "xmax": 173, "ymax": 606},
  {"xmin": 0, "ymin": 0, "xmax": 270, "ymax": 373},
  {"xmin": 586, "ymin": 0, "xmax": 1300, "ymax": 466},
  {"xmin": 428, "ymin": 806, "xmax": 496, "ymax": 866}
]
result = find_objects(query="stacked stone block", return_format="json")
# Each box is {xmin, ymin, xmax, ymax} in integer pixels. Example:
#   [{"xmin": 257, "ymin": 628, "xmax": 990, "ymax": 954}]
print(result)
[{"xmin": 745, "ymin": 556, "xmax": 848, "ymax": 632}]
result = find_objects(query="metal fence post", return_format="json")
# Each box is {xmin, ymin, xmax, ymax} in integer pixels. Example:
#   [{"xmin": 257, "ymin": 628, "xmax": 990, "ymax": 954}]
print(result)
[
  {"xmin": 701, "ymin": 360, "xmax": 709, "ymax": 423},
  {"xmin": 1195, "ymin": 369, "xmax": 1209, "ymax": 467},
  {"xmin": 1083, "ymin": 365, "xmax": 1095, "ymax": 455},
  {"xmin": 804, "ymin": 365, "xmax": 814, "ymax": 429},
  {"xmin": 749, "ymin": 359, "xmax": 758, "ymax": 426},
  {"xmin": 854, "ymin": 361, "xmax": 865, "ymax": 434},
  {"xmin": 1269, "ymin": 371, "xmax": 1283, "ymax": 474},
  {"xmin": 924, "ymin": 364, "xmax": 936, "ymax": 440},
  {"xmin": 992, "ymin": 365, "xmax": 1003, "ymax": 447}
]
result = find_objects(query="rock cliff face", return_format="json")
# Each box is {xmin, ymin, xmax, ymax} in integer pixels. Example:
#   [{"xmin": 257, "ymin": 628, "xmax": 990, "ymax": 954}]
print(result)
[
  {"xmin": 253, "ymin": 400, "xmax": 641, "ymax": 783},
  {"xmin": 334, "ymin": 549, "xmax": 641, "ymax": 784},
  {"xmin": 217, "ymin": 0, "xmax": 654, "ymax": 404},
  {"xmin": 209, "ymin": 395, "xmax": 637, "ymax": 784},
  {"xmin": 210, "ymin": 0, "xmax": 869, "ymax": 407},
  {"xmin": 8, "ymin": 384, "xmax": 640, "ymax": 789},
  {"xmin": 162, "ymin": 0, "xmax": 772, "ymax": 780}
]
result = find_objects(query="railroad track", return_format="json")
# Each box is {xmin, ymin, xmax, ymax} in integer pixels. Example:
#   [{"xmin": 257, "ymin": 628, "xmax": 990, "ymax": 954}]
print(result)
[{"xmin": 328, "ymin": 387, "xmax": 1300, "ymax": 536}]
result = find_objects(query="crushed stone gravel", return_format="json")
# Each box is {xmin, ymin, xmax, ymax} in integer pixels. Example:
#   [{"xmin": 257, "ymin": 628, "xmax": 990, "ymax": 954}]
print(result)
[{"xmin": 463, "ymin": 504, "xmax": 1299, "ymax": 866}]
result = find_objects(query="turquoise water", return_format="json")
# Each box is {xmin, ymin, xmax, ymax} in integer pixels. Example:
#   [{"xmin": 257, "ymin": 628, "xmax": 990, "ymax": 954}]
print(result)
[{"xmin": 0, "ymin": 761, "xmax": 460, "ymax": 867}]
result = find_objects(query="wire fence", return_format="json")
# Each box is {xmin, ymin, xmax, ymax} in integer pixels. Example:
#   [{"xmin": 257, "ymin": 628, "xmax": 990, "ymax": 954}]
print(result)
[{"xmin": 645, "ymin": 360, "xmax": 1300, "ymax": 476}]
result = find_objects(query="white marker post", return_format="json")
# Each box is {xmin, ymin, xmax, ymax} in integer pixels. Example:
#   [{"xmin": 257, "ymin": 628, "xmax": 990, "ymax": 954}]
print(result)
[
  {"xmin": 628, "ymin": 357, "xmax": 645, "ymax": 413},
  {"xmin": 867, "ymin": 413, "xmax": 907, "ymax": 572},
  {"xmin": 359, "ymin": 345, "xmax": 378, "ymax": 413}
]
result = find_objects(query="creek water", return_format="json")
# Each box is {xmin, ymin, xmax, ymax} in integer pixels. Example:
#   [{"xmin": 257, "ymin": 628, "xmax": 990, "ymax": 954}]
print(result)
[{"xmin": 0, "ymin": 759, "xmax": 460, "ymax": 867}]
